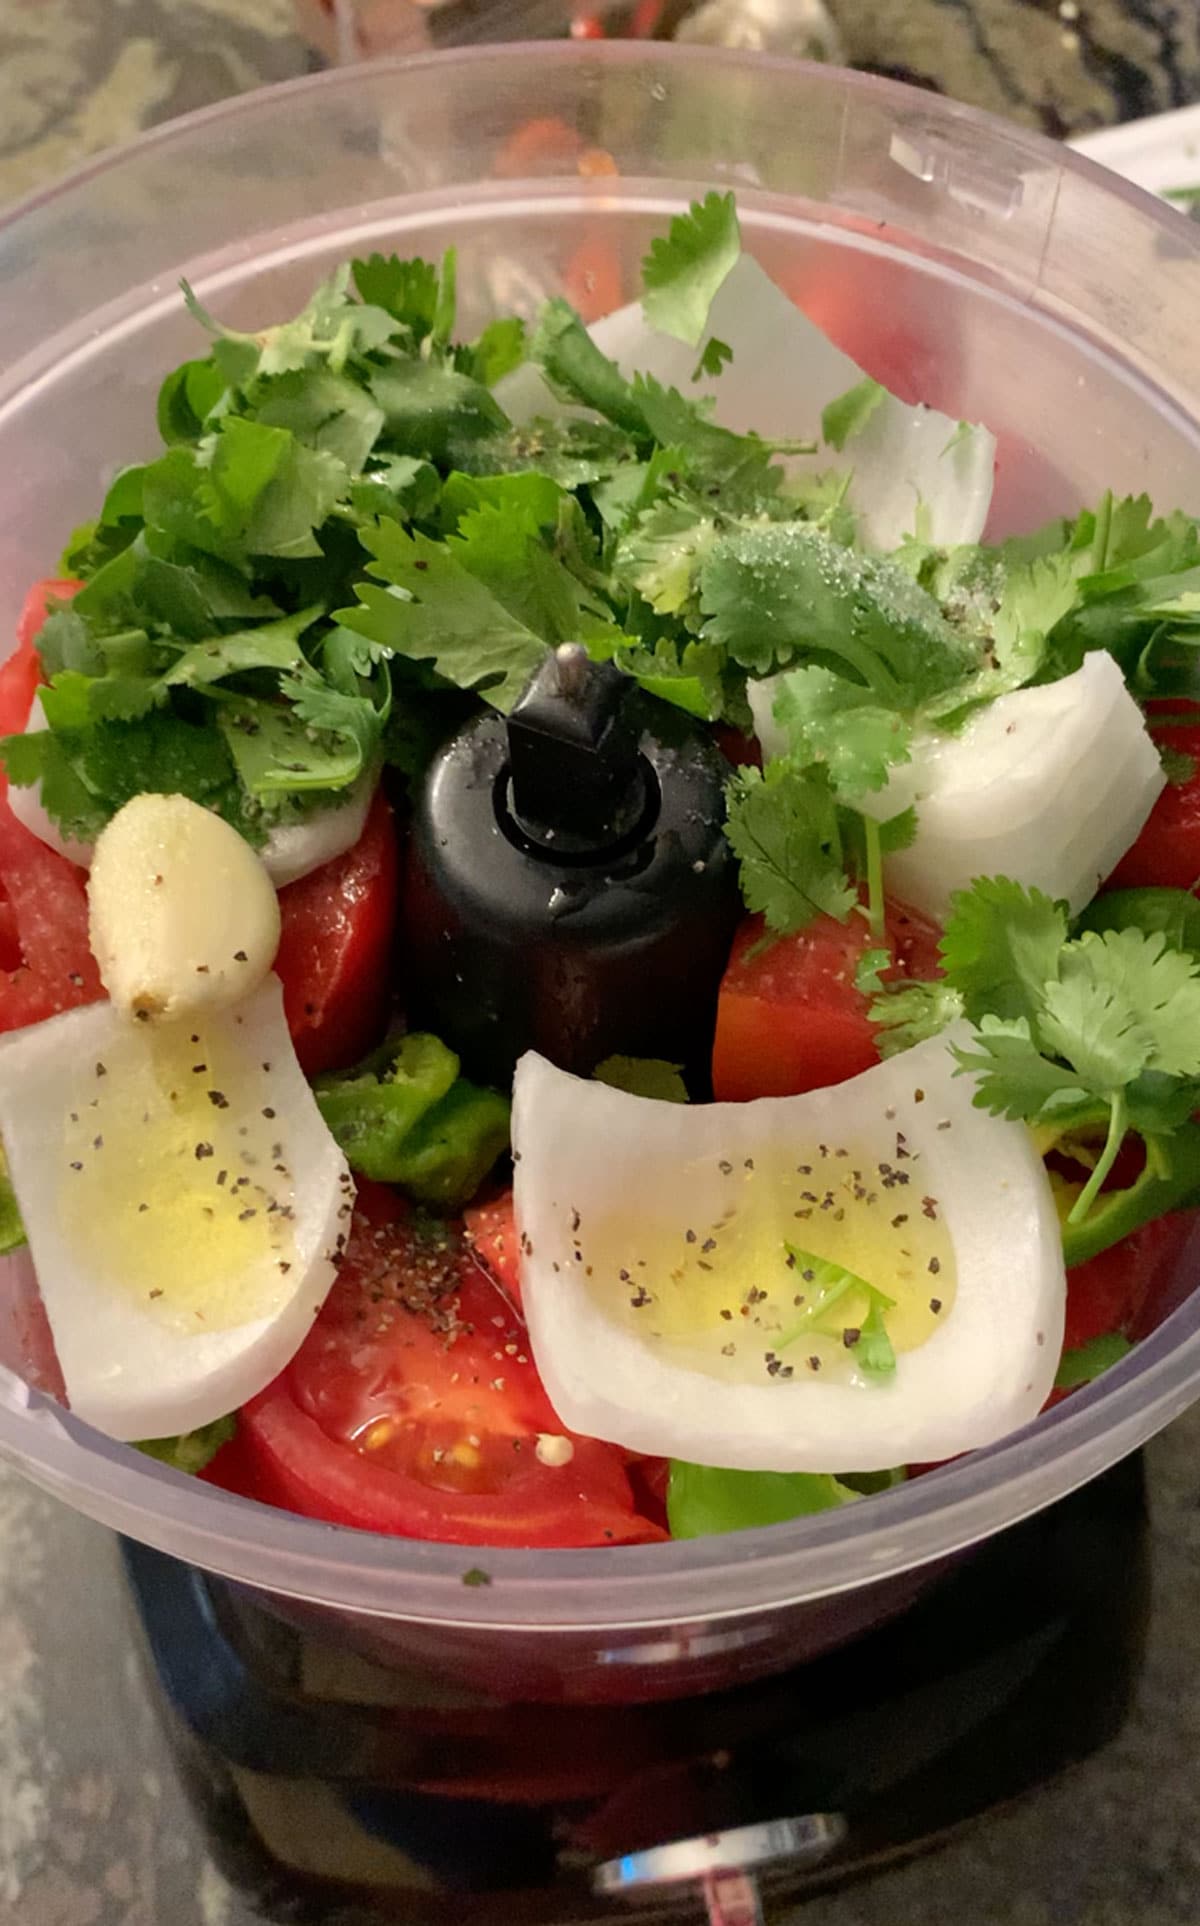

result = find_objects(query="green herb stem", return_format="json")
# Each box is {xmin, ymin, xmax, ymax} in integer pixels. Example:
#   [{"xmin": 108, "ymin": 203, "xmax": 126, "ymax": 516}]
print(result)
[
  {"xmin": 864, "ymin": 813, "xmax": 885, "ymax": 944},
  {"xmin": 1067, "ymin": 1089, "xmax": 1127, "ymax": 1225}
]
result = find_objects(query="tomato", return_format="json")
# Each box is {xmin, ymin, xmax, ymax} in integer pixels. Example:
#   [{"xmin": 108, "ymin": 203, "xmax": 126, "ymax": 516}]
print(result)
[
  {"xmin": 712, "ymin": 902, "xmax": 941, "ymax": 1102},
  {"xmin": 1064, "ymin": 1211, "xmax": 1200, "ymax": 1353},
  {"xmin": 465, "ymin": 1190, "xmax": 522, "ymax": 1311},
  {"xmin": 274, "ymin": 790, "xmax": 400, "ymax": 1076},
  {"xmin": 0, "ymin": 800, "xmax": 102, "ymax": 1033},
  {"xmin": 0, "ymin": 577, "xmax": 80, "ymax": 765},
  {"xmin": 236, "ymin": 1182, "xmax": 663, "ymax": 1547},
  {"xmin": 1109, "ymin": 705, "xmax": 1200, "ymax": 891}
]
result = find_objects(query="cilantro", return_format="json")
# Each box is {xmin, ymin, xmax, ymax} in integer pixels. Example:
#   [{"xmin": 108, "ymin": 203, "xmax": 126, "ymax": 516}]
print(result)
[
  {"xmin": 136, "ymin": 1415, "xmax": 236, "ymax": 1476},
  {"xmin": 936, "ymin": 877, "xmax": 1200, "ymax": 1226},
  {"xmin": 368, "ymin": 359, "xmax": 509, "ymax": 465},
  {"xmin": 461, "ymin": 1567, "xmax": 493, "ymax": 1587},
  {"xmin": 780, "ymin": 1246, "xmax": 897, "ymax": 1380},
  {"xmin": 939, "ymin": 878, "xmax": 1069, "ymax": 1028},
  {"xmin": 821, "ymin": 377, "xmax": 885, "ymax": 452},
  {"xmin": 455, "ymin": 316, "xmax": 527, "ymax": 388},
  {"xmin": 531, "ymin": 298, "xmax": 648, "ymax": 437},
  {"xmin": 614, "ymin": 499, "xmax": 719, "ymax": 620},
  {"xmin": 342, "ymin": 521, "xmax": 548, "ymax": 713},
  {"xmin": 1053, "ymin": 1333, "xmax": 1132, "ymax": 1391},
  {"xmin": 699, "ymin": 521, "xmax": 973, "ymax": 693},
  {"xmin": 693, "ymin": 336, "xmax": 733, "ymax": 382},
  {"xmin": 593, "ymin": 1057, "xmax": 689, "ymax": 1102},
  {"xmin": 870, "ymin": 980, "xmax": 965, "ymax": 1058},
  {"xmin": 351, "ymin": 250, "xmax": 457, "ymax": 347},
  {"xmin": 157, "ymin": 357, "xmax": 227, "ymax": 445},
  {"xmin": 1076, "ymin": 887, "xmax": 1200, "ymax": 956},
  {"xmin": 252, "ymin": 367, "xmax": 385, "ymax": 473},
  {"xmin": 640, "ymin": 191, "xmax": 741, "ymax": 347},
  {"xmin": 772, "ymin": 666, "xmax": 912, "ymax": 797},
  {"xmin": 724, "ymin": 763, "xmax": 856, "ymax": 936},
  {"xmin": 184, "ymin": 266, "xmax": 396, "ymax": 381}
]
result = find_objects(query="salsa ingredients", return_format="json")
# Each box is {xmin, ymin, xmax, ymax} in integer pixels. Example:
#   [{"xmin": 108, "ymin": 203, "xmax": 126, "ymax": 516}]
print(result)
[
  {"xmin": 87, "ymin": 792, "xmax": 281, "ymax": 1023},
  {"xmin": 511, "ymin": 1031, "xmax": 1064, "ymax": 1473}
]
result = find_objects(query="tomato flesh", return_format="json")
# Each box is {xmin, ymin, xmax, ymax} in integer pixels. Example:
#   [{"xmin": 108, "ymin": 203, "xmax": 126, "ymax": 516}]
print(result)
[
  {"xmin": 465, "ymin": 1190, "xmax": 523, "ymax": 1310},
  {"xmin": 274, "ymin": 790, "xmax": 400, "ymax": 1075},
  {"xmin": 236, "ymin": 1182, "xmax": 663, "ymax": 1546},
  {"xmin": 1109, "ymin": 707, "xmax": 1200, "ymax": 891},
  {"xmin": 712, "ymin": 903, "xmax": 941, "ymax": 1102}
]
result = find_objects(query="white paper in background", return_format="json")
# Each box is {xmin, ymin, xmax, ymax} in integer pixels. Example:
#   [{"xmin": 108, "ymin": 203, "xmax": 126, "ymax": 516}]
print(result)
[
  {"xmin": 1071, "ymin": 105, "xmax": 1200, "ymax": 202},
  {"xmin": 500, "ymin": 253, "xmax": 997, "ymax": 553}
]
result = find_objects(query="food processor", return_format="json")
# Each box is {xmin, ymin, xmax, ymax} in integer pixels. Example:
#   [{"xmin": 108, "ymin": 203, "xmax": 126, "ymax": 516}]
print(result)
[{"xmin": 1, "ymin": 42, "xmax": 1200, "ymax": 1921}]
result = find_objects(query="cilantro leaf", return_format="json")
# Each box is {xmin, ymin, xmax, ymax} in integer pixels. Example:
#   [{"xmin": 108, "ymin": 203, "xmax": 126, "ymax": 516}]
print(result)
[
  {"xmin": 350, "ymin": 251, "xmax": 457, "ymax": 347},
  {"xmin": 951, "ymin": 1016, "xmax": 1094, "ymax": 1122},
  {"xmin": 342, "ymin": 521, "xmax": 548, "ymax": 713},
  {"xmin": 939, "ymin": 877, "xmax": 1069, "ymax": 1027},
  {"xmin": 1036, "ymin": 971, "xmax": 1154, "ymax": 1092},
  {"xmin": 640, "ymin": 191, "xmax": 740, "ymax": 347},
  {"xmin": 693, "ymin": 336, "xmax": 733, "ymax": 383},
  {"xmin": 699, "ymin": 521, "xmax": 973, "ymax": 693},
  {"xmin": 156, "ymin": 606, "xmax": 321, "ymax": 694},
  {"xmin": 593, "ymin": 1057, "xmax": 689, "ymax": 1102},
  {"xmin": 368, "ymin": 360, "xmax": 508, "ymax": 465},
  {"xmin": 772, "ymin": 665, "xmax": 913, "ymax": 797},
  {"xmin": 251, "ymin": 367, "xmax": 385, "ymax": 473},
  {"xmin": 821, "ymin": 377, "xmax": 885, "ymax": 452},
  {"xmin": 614, "ymin": 499, "xmax": 719, "ymax": 619},
  {"xmin": 724, "ymin": 763, "xmax": 856, "ymax": 936},
  {"xmin": 870, "ymin": 980, "xmax": 965, "ymax": 1058},
  {"xmin": 157, "ymin": 357, "xmax": 227, "ymax": 445},
  {"xmin": 456, "ymin": 316, "xmax": 527, "ymax": 388},
  {"xmin": 1052, "ymin": 928, "xmax": 1200, "ymax": 1079},
  {"xmin": 184, "ymin": 266, "xmax": 397, "ymax": 382},
  {"xmin": 531, "ymin": 298, "xmax": 648, "ymax": 438}
]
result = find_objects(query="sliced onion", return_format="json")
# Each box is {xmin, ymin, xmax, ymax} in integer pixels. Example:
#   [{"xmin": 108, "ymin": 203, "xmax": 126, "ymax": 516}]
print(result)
[
  {"xmin": 7, "ymin": 693, "xmax": 376, "ymax": 887},
  {"xmin": 860, "ymin": 653, "xmax": 1163, "ymax": 918},
  {"xmin": 512, "ymin": 1031, "xmax": 1064, "ymax": 1473}
]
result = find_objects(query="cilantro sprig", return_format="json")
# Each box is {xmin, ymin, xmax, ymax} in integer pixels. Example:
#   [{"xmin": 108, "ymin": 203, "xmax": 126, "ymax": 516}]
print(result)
[{"xmin": 780, "ymin": 1245, "xmax": 897, "ymax": 1380}]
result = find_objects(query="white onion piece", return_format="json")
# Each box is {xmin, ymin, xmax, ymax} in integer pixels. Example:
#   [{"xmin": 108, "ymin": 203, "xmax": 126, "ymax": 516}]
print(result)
[
  {"xmin": 855, "ymin": 653, "xmax": 1163, "ymax": 919},
  {"xmin": 512, "ymin": 1031, "xmax": 1064, "ymax": 1473},
  {"xmin": 0, "ymin": 977, "xmax": 351, "ymax": 1441},
  {"xmin": 500, "ymin": 254, "xmax": 996, "ymax": 552},
  {"xmin": 7, "ymin": 692, "xmax": 375, "ymax": 887}
]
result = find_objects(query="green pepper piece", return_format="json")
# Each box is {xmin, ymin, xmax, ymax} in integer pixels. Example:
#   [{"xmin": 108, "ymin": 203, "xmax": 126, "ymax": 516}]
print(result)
[
  {"xmin": 0, "ymin": 1144, "xmax": 26, "ymax": 1255},
  {"xmin": 666, "ymin": 1461, "xmax": 861, "ymax": 1539},
  {"xmin": 1060, "ymin": 1121, "xmax": 1200, "ymax": 1269},
  {"xmin": 135, "ymin": 1413, "xmax": 236, "ymax": 1475},
  {"xmin": 1075, "ymin": 886, "xmax": 1200, "ymax": 954},
  {"xmin": 389, "ymin": 1081, "xmax": 511, "ymax": 1210},
  {"xmin": 315, "ymin": 1033, "xmax": 460, "ymax": 1182}
]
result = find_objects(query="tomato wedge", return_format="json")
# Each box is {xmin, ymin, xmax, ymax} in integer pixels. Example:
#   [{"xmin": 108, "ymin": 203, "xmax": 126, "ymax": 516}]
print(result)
[
  {"xmin": 1108, "ymin": 704, "xmax": 1200, "ymax": 891},
  {"xmin": 0, "ymin": 577, "xmax": 80, "ymax": 771},
  {"xmin": 236, "ymin": 1182, "xmax": 663, "ymax": 1547},
  {"xmin": 1064, "ymin": 1211, "xmax": 1200, "ymax": 1353},
  {"xmin": 274, "ymin": 790, "xmax": 400, "ymax": 1076},
  {"xmin": 0, "ymin": 802, "xmax": 102, "ymax": 1032},
  {"xmin": 712, "ymin": 903, "xmax": 941, "ymax": 1102},
  {"xmin": 465, "ymin": 1190, "xmax": 522, "ymax": 1311}
]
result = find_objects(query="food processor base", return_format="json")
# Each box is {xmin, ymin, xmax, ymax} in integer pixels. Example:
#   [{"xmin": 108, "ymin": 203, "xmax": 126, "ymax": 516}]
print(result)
[{"xmin": 121, "ymin": 1453, "xmax": 1149, "ymax": 1923}]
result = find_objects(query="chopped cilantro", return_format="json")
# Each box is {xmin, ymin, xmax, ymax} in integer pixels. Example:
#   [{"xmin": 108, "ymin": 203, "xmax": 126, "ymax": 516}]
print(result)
[
  {"xmin": 461, "ymin": 1566, "xmax": 493, "ymax": 1588},
  {"xmin": 693, "ymin": 336, "xmax": 734, "ymax": 382},
  {"xmin": 821, "ymin": 377, "xmax": 885, "ymax": 452},
  {"xmin": 640, "ymin": 191, "xmax": 741, "ymax": 347},
  {"xmin": 723, "ymin": 763, "xmax": 857, "ymax": 937}
]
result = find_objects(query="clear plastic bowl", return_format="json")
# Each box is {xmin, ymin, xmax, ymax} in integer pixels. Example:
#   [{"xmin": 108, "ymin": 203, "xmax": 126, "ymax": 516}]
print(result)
[{"xmin": 2, "ymin": 43, "xmax": 1200, "ymax": 1701}]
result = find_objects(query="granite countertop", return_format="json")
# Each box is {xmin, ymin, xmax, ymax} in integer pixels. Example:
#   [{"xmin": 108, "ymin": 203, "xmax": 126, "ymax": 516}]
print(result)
[{"xmin": 2, "ymin": 4, "xmax": 1200, "ymax": 1923}]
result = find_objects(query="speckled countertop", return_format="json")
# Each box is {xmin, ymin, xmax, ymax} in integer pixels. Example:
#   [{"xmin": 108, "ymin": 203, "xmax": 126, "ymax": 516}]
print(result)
[{"xmin": 1, "ymin": 4, "xmax": 1200, "ymax": 1923}]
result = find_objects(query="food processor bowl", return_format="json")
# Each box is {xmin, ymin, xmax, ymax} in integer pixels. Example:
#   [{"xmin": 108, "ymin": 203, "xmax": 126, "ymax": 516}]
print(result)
[{"xmin": 2, "ymin": 44, "xmax": 1200, "ymax": 1704}]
